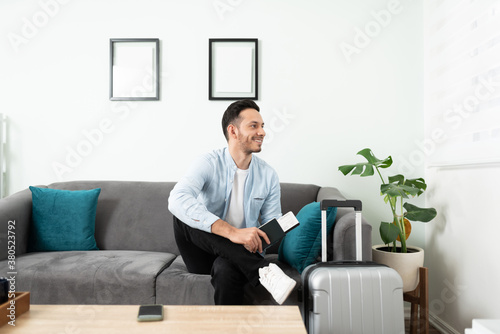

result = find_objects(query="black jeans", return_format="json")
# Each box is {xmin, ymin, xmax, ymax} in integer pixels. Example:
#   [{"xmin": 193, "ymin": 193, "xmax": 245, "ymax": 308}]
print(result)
[{"xmin": 173, "ymin": 216, "xmax": 269, "ymax": 305}]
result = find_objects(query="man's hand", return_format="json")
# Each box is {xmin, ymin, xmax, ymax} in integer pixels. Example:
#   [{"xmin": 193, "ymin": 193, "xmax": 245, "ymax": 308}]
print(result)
[
  {"xmin": 211, "ymin": 219, "xmax": 271, "ymax": 253},
  {"xmin": 229, "ymin": 227, "xmax": 271, "ymax": 253}
]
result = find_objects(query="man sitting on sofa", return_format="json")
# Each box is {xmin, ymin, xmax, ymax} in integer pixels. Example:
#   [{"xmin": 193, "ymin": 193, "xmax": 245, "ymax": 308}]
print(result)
[{"xmin": 168, "ymin": 99, "xmax": 296, "ymax": 305}]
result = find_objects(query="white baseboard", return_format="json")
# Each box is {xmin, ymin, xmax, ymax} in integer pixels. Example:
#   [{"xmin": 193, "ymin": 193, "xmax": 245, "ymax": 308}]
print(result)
[
  {"xmin": 404, "ymin": 307, "xmax": 460, "ymax": 334},
  {"xmin": 429, "ymin": 312, "xmax": 461, "ymax": 334}
]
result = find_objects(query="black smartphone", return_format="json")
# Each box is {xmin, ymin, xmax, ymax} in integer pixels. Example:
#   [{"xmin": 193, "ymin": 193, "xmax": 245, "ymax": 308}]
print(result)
[{"xmin": 137, "ymin": 304, "xmax": 164, "ymax": 322}]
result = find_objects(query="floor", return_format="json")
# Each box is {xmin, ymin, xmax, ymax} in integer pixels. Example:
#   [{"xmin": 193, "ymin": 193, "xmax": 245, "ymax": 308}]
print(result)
[{"xmin": 404, "ymin": 318, "xmax": 442, "ymax": 333}]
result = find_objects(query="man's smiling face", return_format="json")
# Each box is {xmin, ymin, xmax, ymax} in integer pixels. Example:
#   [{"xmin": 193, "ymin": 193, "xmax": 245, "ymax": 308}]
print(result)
[{"xmin": 233, "ymin": 108, "xmax": 266, "ymax": 154}]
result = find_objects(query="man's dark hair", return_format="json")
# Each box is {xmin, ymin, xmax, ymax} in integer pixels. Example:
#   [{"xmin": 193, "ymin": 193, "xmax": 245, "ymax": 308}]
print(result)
[{"xmin": 221, "ymin": 99, "xmax": 260, "ymax": 141}]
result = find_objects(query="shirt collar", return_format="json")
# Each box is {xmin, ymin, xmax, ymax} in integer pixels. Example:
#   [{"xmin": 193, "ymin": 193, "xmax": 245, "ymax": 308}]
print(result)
[{"xmin": 224, "ymin": 147, "xmax": 253, "ymax": 171}]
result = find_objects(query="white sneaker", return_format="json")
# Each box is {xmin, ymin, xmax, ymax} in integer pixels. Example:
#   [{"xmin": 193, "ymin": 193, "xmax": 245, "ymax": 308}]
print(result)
[{"xmin": 259, "ymin": 263, "xmax": 296, "ymax": 305}]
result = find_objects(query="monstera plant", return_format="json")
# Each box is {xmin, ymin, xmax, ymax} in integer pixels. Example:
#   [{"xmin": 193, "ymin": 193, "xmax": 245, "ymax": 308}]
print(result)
[{"xmin": 338, "ymin": 148, "xmax": 437, "ymax": 253}]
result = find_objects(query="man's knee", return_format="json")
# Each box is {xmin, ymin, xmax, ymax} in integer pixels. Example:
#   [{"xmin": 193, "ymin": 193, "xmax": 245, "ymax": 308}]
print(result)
[{"xmin": 211, "ymin": 257, "xmax": 246, "ymax": 284}]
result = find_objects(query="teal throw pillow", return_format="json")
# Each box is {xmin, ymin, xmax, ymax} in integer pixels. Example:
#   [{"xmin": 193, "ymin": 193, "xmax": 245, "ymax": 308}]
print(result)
[
  {"xmin": 278, "ymin": 202, "xmax": 337, "ymax": 273},
  {"xmin": 29, "ymin": 186, "xmax": 101, "ymax": 252}
]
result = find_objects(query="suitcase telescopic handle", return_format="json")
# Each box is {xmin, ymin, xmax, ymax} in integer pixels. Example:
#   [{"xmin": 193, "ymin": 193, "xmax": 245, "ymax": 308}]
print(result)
[
  {"xmin": 321, "ymin": 199, "xmax": 362, "ymax": 211},
  {"xmin": 320, "ymin": 199, "xmax": 363, "ymax": 262}
]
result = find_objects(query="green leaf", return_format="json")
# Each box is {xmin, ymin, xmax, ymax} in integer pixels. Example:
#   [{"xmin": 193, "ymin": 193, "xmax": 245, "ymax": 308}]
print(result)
[
  {"xmin": 404, "ymin": 178, "xmax": 427, "ymax": 196},
  {"xmin": 380, "ymin": 183, "xmax": 419, "ymax": 198},
  {"xmin": 381, "ymin": 175, "xmax": 424, "ymax": 198},
  {"xmin": 352, "ymin": 164, "xmax": 366, "ymax": 175},
  {"xmin": 338, "ymin": 164, "xmax": 356, "ymax": 175},
  {"xmin": 338, "ymin": 148, "xmax": 392, "ymax": 177},
  {"xmin": 361, "ymin": 164, "xmax": 374, "ymax": 177},
  {"xmin": 338, "ymin": 162, "xmax": 374, "ymax": 177},
  {"xmin": 380, "ymin": 222, "xmax": 400, "ymax": 244},
  {"xmin": 383, "ymin": 194, "xmax": 390, "ymax": 204},
  {"xmin": 404, "ymin": 203, "xmax": 437, "ymax": 222},
  {"xmin": 357, "ymin": 148, "xmax": 393, "ymax": 168},
  {"xmin": 388, "ymin": 174, "xmax": 405, "ymax": 184}
]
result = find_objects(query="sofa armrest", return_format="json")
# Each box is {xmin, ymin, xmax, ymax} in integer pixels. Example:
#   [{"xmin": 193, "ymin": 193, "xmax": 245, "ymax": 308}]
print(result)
[
  {"xmin": 316, "ymin": 187, "xmax": 372, "ymax": 261},
  {"xmin": 331, "ymin": 212, "xmax": 372, "ymax": 261},
  {"xmin": 0, "ymin": 188, "xmax": 33, "ymax": 260}
]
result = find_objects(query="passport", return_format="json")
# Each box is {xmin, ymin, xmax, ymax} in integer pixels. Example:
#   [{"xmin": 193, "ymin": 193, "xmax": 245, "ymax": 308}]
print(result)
[{"xmin": 259, "ymin": 211, "xmax": 299, "ymax": 250}]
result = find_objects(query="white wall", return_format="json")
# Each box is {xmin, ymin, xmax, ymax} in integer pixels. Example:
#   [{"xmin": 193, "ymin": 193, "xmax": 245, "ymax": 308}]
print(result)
[
  {"xmin": 0, "ymin": 0, "xmax": 424, "ymax": 242},
  {"xmin": 423, "ymin": 1, "xmax": 500, "ymax": 332},
  {"xmin": 425, "ymin": 166, "xmax": 500, "ymax": 332}
]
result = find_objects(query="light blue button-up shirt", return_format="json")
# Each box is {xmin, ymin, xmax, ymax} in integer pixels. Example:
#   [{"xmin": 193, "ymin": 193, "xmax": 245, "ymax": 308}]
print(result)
[{"xmin": 168, "ymin": 147, "xmax": 282, "ymax": 233}]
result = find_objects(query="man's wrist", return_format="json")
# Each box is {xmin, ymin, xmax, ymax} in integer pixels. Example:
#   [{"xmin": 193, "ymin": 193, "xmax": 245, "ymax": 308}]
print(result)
[{"xmin": 211, "ymin": 219, "xmax": 235, "ymax": 239}]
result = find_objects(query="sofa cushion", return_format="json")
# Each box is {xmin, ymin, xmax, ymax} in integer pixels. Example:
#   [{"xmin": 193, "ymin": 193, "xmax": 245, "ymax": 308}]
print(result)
[
  {"xmin": 156, "ymin": 256, "xmax": 215, "ymax": 305},
  {"xmin": 29, "ymin": 186, "xmax": 101, "ymax": 252},
  {"xmin": 10, "ymin": 250, "xmax": 175, "ymax": 304},
  {"xmin": 265, "ymin": 183, "xmax": 320, "ymax": 254},
  {"xmin": 278, "ymin": 202, "xmax": 337, "ymax": 273},
  {"xmin": 47, "ymin": 181, "xmax": 179, "ymax": 254}
]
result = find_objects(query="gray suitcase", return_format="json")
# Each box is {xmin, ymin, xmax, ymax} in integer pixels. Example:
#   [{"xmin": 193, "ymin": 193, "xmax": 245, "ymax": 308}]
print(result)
[{"xmin": 301, "ymin": 199, "xmax": 405, "ymax": 334}]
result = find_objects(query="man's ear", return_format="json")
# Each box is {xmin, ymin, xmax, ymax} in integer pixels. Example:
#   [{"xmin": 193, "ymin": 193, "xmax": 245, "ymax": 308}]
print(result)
[{"xmin": 227, "ymin": 124, "xmax": 238, "ymax": 140}]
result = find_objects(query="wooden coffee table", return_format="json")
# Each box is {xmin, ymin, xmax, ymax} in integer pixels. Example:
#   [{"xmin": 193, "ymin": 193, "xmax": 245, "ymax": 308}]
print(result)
[{"xmin": 2, "ymin": 304, "xmax": 307, "ymax": 334}]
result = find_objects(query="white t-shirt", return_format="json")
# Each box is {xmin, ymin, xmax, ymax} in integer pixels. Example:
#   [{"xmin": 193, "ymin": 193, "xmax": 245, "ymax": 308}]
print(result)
[{"xmin": 225, "ymin": 168, "xmax": 249, "ymax": 229}]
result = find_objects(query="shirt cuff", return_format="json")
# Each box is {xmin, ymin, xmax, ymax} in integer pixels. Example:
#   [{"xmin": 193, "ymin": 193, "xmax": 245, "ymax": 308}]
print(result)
[{"xmin": 199, "ymin": 212, "xmax": 220, "ymax": 233}]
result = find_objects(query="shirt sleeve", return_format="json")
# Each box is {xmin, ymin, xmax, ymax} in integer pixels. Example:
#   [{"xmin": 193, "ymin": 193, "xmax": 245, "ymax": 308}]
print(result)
[
  {"xmin": 168, "ymin": 155, "xmax": 220, "ymax": 233},
  {"xmin": 259, "ymin": 169, "xmax": 282, "ymax": 224}
]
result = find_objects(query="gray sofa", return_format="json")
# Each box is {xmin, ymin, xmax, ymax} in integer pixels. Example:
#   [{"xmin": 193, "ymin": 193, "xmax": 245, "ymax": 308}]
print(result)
[{"xmin": 0, "ymin": 181, "xmax": 372, "ymax": 305}]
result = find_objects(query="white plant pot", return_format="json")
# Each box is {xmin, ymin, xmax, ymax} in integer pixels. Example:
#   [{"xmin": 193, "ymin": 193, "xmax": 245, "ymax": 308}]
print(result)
[{"xmin": 372, "ymin": 245, "xmax": 424, "ymax": 292}]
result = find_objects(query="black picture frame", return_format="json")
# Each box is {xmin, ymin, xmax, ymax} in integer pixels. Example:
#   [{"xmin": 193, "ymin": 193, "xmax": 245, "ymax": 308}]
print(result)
[
  {"xmin": 110, "ymin": 38, "xmax": 160, "ymax": 101},
  {"xmin": 209, "ymin": 38, "xmax": 258, "ymax": 100}
]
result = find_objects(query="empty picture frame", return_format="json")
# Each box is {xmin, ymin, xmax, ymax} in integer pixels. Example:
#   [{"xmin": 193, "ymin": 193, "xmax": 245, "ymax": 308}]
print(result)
[
  {"xmin": 209, "ymin": 38, "xmax": 258, "ymax": 100},
  {"xmin": 110, "ymin": 38, "xmax": 159, "ymax": 101}
]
